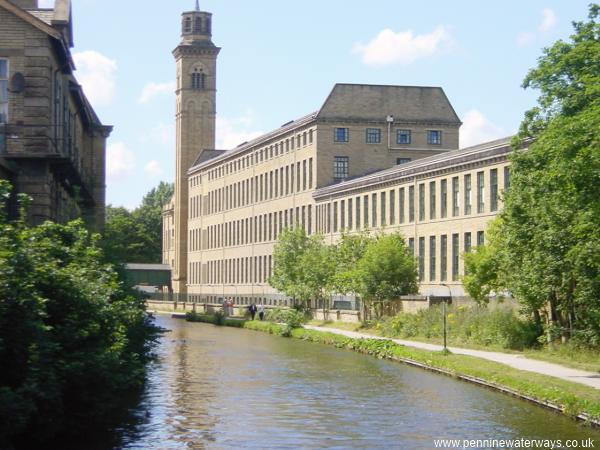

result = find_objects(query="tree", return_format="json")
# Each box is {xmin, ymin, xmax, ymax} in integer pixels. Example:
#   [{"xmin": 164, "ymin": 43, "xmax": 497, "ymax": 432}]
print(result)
[
  {"xmin": 270, "ymin": 227, "xmax": 334, "ymax": 308},
  {"xmin": 102, "ymin": 182, "xmax": 173, "ymax": 264},
  {"xmin": 329, "ymin": 230, "xmax": 371, "ymax": 296},
  {"xmin": 0, "ymin": 181, "xmax": 160, "ymax": 448},
  {"xmin": 355, "ymin": 233, "xmax": 418, "ymax": 318},
  {"xmin": 468, "ymin": 6, "xmax": 600, "ymax": 344}
]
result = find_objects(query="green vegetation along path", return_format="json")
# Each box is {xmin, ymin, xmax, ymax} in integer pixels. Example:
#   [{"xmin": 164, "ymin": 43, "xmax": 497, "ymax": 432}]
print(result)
[{"xmin": 303, "ymin": 325, "xmax": 600, "ymax": 390}]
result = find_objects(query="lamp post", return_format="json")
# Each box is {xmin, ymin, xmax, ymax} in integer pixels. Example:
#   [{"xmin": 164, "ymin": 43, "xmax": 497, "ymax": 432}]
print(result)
[{"xmin": 440, "ymin": 283, "xmax": 452, "ymax": 352}]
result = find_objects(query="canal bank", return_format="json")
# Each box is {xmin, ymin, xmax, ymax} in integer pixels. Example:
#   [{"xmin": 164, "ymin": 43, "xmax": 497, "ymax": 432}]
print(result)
[{"xmin": 180, "ymin": 312, "xmax": 600, "ymax": 427}]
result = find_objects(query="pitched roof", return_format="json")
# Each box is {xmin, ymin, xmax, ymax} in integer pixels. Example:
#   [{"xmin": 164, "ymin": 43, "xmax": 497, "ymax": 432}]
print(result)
[
  {"xmin": 27, "ymin": 8, "xmax": 53, "ymax": 24},
  {"xmin": 317, "ymin": 83, "xmax": 462, "ymax": 125},
  {"xmin": 0, "ymin": 0, "xmax": 62, "ymax": 39},
  {"xmin": 191, "ymin": 149, "xmax": 227, "ymax": 167}
]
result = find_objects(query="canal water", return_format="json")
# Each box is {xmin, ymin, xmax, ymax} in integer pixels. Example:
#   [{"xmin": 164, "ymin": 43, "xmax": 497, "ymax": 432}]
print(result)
[{"xmin": 110, "ymin": 315, "xmax": 599, "ymax": 449}]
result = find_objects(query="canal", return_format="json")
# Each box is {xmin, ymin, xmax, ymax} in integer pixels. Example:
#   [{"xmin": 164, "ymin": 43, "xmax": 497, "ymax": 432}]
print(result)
[{"xmin": 110, "ymin": 316, "xmax": 599, "ymax": 449}]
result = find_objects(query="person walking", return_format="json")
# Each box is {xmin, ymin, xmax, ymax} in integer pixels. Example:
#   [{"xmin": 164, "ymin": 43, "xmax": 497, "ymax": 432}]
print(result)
[
  {"xmin": 228, "ymin": 298, "xmax": 234, "ymax": 316},
  {"xmin": 222, "ymin": 298, "xmax": 228, "ymax": 317},
  {"xmin": 258, "ymin": 303, "xmax": 265, "ymax": 321},
  {"xmin": 248, "ymin": 303, "xmax": 257, "ymax": 320}
]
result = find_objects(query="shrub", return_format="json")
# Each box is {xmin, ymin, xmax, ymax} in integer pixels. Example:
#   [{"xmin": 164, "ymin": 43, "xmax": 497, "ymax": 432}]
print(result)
[
  {"xmin": 377, "ymin": 304, "xmax": 541, "ymax": 350},
  {"xmin": 265, "ymin": 307, "xmax": 307, "ymax": 337},
  {"xmin": 0, "ymin": 182, "xmax": 160, "ymax": 449}
]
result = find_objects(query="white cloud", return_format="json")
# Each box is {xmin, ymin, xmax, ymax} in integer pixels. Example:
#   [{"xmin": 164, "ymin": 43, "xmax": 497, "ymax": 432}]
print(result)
[
  {"xmin": 144, "ymin": 160, "xmax": 163, "ymax": 177},
  {"xmin": 460, "ymin": 109, "xmax": 506, "ymax": 148},
  {"xmin": 516, "ymin": 31, "xmax": 535, "ymax": 47},
  {"xmin": 216, "ymin": 112, "xmax": 263, "ymax": 149},
  {"xmin": 38, "ymin": 0, "xmax": 54, "ymax": 7},
  {"xmin": 73, "ymin": 50, "xmax": 117, "ymax": 107},
  {"xmin": 139, "ymin": 80, "xmax": 176, "ymax": 104},
  {"xmin": 107, "ymin": 142, "xmax": 136, "ymax": 180},
  {"xmin": 517, "ymin": 8, "xmax": 558, "ymax": 46},
  {"xmin": 539, "ymin": 8, "xmax": 557, "ymax": 33},
  {"xmin": 353, "ymin": 26, "xmax": 453, "ymax": 66}
]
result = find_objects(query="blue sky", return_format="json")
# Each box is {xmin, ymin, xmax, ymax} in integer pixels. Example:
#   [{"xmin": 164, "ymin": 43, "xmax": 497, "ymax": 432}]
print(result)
[{"xmin": 38, "ymin": 0, "xmax": 592, "ymax": 209}]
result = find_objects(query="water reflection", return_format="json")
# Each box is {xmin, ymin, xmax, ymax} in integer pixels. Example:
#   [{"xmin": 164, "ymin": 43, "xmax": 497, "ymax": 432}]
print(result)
[{"xmin": 111, "ymin": 316, "xmax": 600, "ymax": 449}]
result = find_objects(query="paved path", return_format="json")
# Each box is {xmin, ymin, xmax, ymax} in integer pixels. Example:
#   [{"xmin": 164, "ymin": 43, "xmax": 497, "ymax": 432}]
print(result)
[{"xmin": 303, "ymin": 325, "xmax": 600, "ymax": 390}]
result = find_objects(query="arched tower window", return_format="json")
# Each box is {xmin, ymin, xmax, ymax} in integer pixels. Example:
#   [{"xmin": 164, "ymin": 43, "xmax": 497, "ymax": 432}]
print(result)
[
  {"xmin": 206, "ymin": 17, "xmax": 211, "ymax": 34},
  {"xmin": 183, "ymin": 17, "xmax": 191, "ymax": 33},
  {"xmin": 191, "ymin": 68, "xmax": 205, "ymax": 90}
]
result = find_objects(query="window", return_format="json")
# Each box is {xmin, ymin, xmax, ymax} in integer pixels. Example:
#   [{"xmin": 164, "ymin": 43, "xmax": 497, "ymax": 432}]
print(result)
[
  {"xmin": 418, "ymin": 237, "xmax": 425, "ymax": 281},
  {"xmin": 308, "ymin": 158, "xmax": 313, "ymax": 188},
  {"xmin": 409, "ymin": 186, "xmax": 415, "ymax": 222},
  {"xmin": 340, "ymin": 200, "xmax": 345, "ymax": 230},
  {"xmin": 440, "ymin": 235, "xmax": 447, "ymax": 281},
  {"xmin": 0, "ymin": 59, "xmax": 8, "ymax": 124},
  {"xmin": 464, "ymin": 232, "xmax": 472, "ymax": 253},
  {"xmin": 333, "ymin": 156, "xmax": 349, "ymax": 182},
  {"xmin": 452, "ymin": 234, "xmax": 459, "ymax": 281},
  {"xmin": 464, "ymin": 174, "xmax": 472, "ymax": 215},
  {"xmin": 490, "ymin": 169, "xmax": 498, "ymax": 212},
  {"xmin": 409, "ymin": 238, "xmax": 415, "ymax": 257},
  {"xmin": 380, "ymin": 191, "xmax": 386, "ymax": 226},
  {"xmin": 333, "ymin": 202, "xmax": 338, "ymax": 232},
  {"xmin": 396, "ymin": 158, "xmax": 412, "ymax": 165},
  {"xmin": 356, "ymin": 196, "xmax": 361, "ymax": 229},
  {"xmin": 427, "ymin": 130, "xmax": 442, "ymax": 145},
  {"xmin": 464, "ymin": 232, "xmax": 472, "ymax": 275},
  {"xmin": 477, "ymin": 231, "xmax": 485, "ymax": 247},
  {"xmin": 371, "ymin": 193, "xmax": 377, "ymax": 227},
  {"xmin": 302, "ymin": 160, "xmax": 307, "ymax": 190},
  {"xmin": 429, "ymin": 181, "xmax": 436, "ymax": 220},
  {"xmin": 389, "ymin": 190, "xmax": 395, "ymax": 225},
  {"xmin": 334, "ymin": 127, "xmax": 349, "ymax": 142},
  {"xmin": 366, "ymin": 128, "xmax": 381, "ymax": 144},
  {"xmin": 418, "ymin": 183, "xmax": 425, "ymax": 221},
  {"xmin": 452, "ymin": 177, "xmax": 459, "ymax": 216},
  {"xmin": 363, "ymin": 195, "xmax": 369, "ymax": 228},
  {"xmin": 399, "ymin": 187, "xmax": 405, "ymax": 223},
  {"xmin": 504, "ymin": 166, "xmax": 511, "ymax": 191},
  {"xmin": 429, "ymin": 236, "xmax": 436, "ymax": 281},
  {"xmin": 191, "ymin": 70, "xmax": 205, "ymax": 89},
  {"xmin": 348, "ymin": 198, "xmax": 353, "ymax": 230},
  {"xmin": 477, "ymin": 171, "xmax": 485, "ymax": 213},
  {"xmin": 441, "ymin": 179, "xmax": 448, "ymax": 218},
  {"xmin": 397, "ymin": 129, "xmax": 411, "ymax": 145},
  {"xmin": 183, "ymin": 17, "xmax": 192, "ymax": 33}
]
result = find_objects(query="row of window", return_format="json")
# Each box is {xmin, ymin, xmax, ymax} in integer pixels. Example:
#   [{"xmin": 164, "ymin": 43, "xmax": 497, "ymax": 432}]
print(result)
[
  {"xmin": 188, "ymin": 230, "xmax": 483, "ymax": 288},
  {"xmin": 206, "ymin": 128, "xmax": 314, "ymax": 181},
  {"xmin": 411, "ymin": 231, "xmax": 485, "ymax": 283},
  {"xmin": 334, "ymin": 127, "xmax": 442, "ymax": 145},
  {"xmin": 182, "ymin": 15, "xmax": 212, "ymax": 35},
  {"xmin": 191, "ymin": 205, "xmax": 313, "ymax": 251},
  {"xmin": 199, "ymin": 158, "xmax": 314, "ymax": 217},
  {"xmin": 192, "ymin": 254, "xmax": 274, "ymax": 286},
  {"xmin": 316, "ymin": 167, "xmax": 509, "ymax": 233}
]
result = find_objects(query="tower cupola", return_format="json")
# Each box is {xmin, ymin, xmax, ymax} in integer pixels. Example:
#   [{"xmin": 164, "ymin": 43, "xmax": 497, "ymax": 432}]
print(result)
[{"xmin": 181, "ymin": 1, "xmax": 213, "ymax": 44}]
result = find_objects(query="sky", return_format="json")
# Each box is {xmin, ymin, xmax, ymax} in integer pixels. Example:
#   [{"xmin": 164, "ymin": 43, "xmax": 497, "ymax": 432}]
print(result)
[{"xmin": 37, "ymin": 0, "xmax": 593, "ymax": 209}]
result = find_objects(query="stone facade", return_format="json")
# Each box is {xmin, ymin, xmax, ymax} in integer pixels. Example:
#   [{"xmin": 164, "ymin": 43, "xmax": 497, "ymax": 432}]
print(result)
[{"xmin": 0, "ymin": 0, "xmax": 111, "ymax": 230}]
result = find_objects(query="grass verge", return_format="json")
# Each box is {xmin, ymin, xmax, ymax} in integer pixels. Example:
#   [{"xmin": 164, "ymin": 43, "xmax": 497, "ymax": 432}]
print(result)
[{"xmin": 309, "ymin": 319, "xmax": 600, "ymax": 374}]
